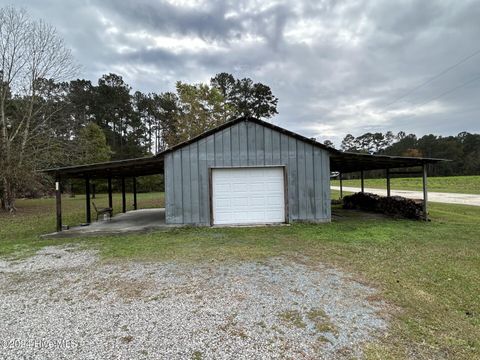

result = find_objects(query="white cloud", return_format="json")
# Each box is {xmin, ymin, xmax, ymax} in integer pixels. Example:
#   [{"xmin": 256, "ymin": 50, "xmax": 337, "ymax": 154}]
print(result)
[{"xmin": 5, "ymin": 0, "xmax": 479, "ymax": 141}]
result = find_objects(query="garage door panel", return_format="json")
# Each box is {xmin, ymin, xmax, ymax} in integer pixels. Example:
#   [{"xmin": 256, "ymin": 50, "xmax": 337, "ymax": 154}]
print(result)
[
  {"xmin": 267, "ymin": 196, "xmax": 284, "ymax": 206},
  {"xmin": 249, "ymin": 196, "xmax": 267, "ymax": 207},
  {"xmin": 215, "ymin": 198, "xmax": 231, "ymax": 209},
  {"xmin": 212, "ymin": 167, "xmax": 286, "ymax": 225},
  {"xmin": 231, "ymin": 183, "xmax": 250, "ymax": 192},
  {"xmin": 230, "ymin": 197, "xmax": 249, "ymax": 207},
  {"xmin": 214, "ymin": 183, "xmax": 231, "ymax": 193}
]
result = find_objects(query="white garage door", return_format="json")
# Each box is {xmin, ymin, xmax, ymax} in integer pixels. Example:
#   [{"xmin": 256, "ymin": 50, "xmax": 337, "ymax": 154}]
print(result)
[{"xmin": 212, "ymin": 167, "xmax": 286, "ymax": 225}]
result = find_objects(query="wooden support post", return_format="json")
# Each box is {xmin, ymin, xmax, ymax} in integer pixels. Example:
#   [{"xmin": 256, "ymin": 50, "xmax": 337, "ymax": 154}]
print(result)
[
  {"xmin": 422, "ymin": 163, "xmax": 428, "ymax": 221},
  {"xmin": 85, "ymin": 177, "xmax": 91, "ymax": 224},
  {"xmin": 386, "ymin": 168, "xmax": 391, "ymax": 197},
  {"xmin": 55, "ymin": 179, "xmax": 62, "ymax": 232},
  {"xmin": 360, "ymin": 170, "xmax": 365, "ymax": 193},
  {"xmin": 339, "ymin": 172, "xmax": 343, "ymax": 199},
  {"xmin": 121, "ymin": 177, "xmax": 126, "ymax": 213},
  {"xmin": 133, "ymin": 177, "xmax": 137, "ymax": 210},
  {"xmin": 92, "ymin": 183, "xmax": 96, "ymax": 199},
  {"xmin": 107, "ymin": 177, "xmax": 113, "ymax": 209},
  {"xmin": 70, "ymin": 183, "xmax": 75, "ymax": 198}
]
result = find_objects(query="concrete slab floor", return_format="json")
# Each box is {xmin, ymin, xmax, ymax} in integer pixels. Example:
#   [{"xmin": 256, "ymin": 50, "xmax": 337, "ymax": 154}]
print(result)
[{"xmin": 43, "ymin": 208, "xmax": 177, "ymax": 238}]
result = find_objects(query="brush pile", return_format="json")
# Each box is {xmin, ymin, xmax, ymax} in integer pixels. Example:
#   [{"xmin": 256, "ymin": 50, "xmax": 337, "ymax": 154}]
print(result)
[{"xmin": 343, "ymin": 192, "xmax": 425, "ymax": 220}]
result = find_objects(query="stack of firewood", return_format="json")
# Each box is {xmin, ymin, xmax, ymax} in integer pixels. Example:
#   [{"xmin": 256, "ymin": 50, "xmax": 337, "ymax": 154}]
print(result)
[{"xmin": 343, "ymin": 192, "xmax": 424, "ymax": 220}]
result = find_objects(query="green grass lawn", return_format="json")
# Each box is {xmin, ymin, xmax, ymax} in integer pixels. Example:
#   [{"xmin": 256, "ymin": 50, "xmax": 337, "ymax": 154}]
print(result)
[
  {"xmin": 1, "ymin": 192, "xmax": 479, "ymax": 359},
  {"xmin": 331, "ymin": 175, "xmax": 480, "ymax": 194}
]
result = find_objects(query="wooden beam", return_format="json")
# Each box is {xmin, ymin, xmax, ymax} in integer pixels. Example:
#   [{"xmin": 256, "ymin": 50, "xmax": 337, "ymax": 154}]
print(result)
[
  {"xmin": 422, "ymin": 164, "xmax": 428, "ymax": 221},
  {"xmin": 85, "ymin": 177, "xmax": 91, "ymax": 224},
  {"xmin": 360, "ymin": 170, "xmax": 365, "ymax": 193},
  {"xmin": 107, "ymin": 177, "xmax": 113, "ymax": 209},
  {"xmin": 386, "ymin": 168, "xmax": 391, "ymax": 197},
  {"xmin": 55, "ymin": 179, "xmax": 62, "ymax": 232},
  {"xmin": 121, "ymin": 177, "xmax": 126, "ymax": 213},
  {"xmin": 91, "ymin": 183, "xmax": 96, "ymax": 199},
  {"xmin": 339, "ymin": 172, "xmax": 343, "ymax": 199},
  {"xmin": 133, "ymin": 177, "xmax": 137, "ymax": 210}
]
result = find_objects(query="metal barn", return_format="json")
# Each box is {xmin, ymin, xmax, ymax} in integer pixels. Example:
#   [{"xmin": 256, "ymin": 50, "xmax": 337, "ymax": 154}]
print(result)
[
  {"xmin": 43, "ymin": 117, "xmax": 444, "ymax": 232},
  {"xmin": 163, "ymin": 118, "xmax": 332, "ymax": 225}
]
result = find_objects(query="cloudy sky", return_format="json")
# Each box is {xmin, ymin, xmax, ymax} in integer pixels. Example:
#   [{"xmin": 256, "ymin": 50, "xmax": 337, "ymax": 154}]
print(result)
[{"xmin": 5, "ymin": 0, "xmax": 480, "ymax": 144}]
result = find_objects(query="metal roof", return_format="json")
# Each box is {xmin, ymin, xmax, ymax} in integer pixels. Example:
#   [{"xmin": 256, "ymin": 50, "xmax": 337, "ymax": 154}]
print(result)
[
  {"xmin": 330, "ymin": 152, "xmax": 447, "ymax": 173},
  {"xmin": 41, "ymin": 117, "xmax": 448, "ymax": 179},
  {"xmin": 155, "ymin": 116, "xmax": 337, "ymax": 156},
  {"xmin": 42, "ymin": 156, "xmax": 164, "ymax": 179}
]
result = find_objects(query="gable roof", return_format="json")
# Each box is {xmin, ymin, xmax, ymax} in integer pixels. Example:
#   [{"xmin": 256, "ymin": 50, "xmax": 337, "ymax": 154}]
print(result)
[
  {"xmin": 42, "ymin": 116, "xmax": 447, "ymax": 179},
  {"xmin": 156, "ymin": 116, "xmax": 338, "ymax": 156}
]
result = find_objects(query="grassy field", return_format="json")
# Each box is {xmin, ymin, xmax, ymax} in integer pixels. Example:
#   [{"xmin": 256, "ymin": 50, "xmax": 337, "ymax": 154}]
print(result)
[
  {"xmin": 331, "ymin": 175, "xmax": 480, "ymax": 194},
  {"xmin": 1, "ymin": 192, "xmax": 479, "ymax": 359}
]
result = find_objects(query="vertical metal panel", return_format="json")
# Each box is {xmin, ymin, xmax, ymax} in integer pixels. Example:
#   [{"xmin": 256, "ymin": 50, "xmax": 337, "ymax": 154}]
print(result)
[
  {"xmin": 297, "ymin": 140, "xmax": 307, "ymax": 219},
  {"xmin": 222, "ymin": 128, "xmax": 232, "ymax": 166},
  {"xmin": 264, "ymin": 127, "xmax": 273, "ymax": 165},
  {"xmin": 280, "ymin": 134, "xmax": 289, "ymax": 165},
  {"xmin": 214, "ymin": 132, "xmax": 223, "ymax": 166},
  {"xmin": 255, "ymin": 123, "xmax": 265, "ymax": 165},
  {"xmin": 247, "ymin": 121, "xmax": 256, "ymax": 165},
  {"xmin": 173, "ymin": 149, "xmax": 183, "ymax": 223},
  {"xmin": 165, "ymin": 119, "xmax": 331, "ymax": 224},
  {"xmin": 206, "ymin": 134, "xmax": 215, "ymax": 165},
  {"xmin": 238, "ymin": 121, "xmax": 248, "ymax": 166},
  {"xmin": 206, "ymin": 134, "xmax": 215, "ymax": 224},
  {"xmin": 288, "ymin": 137, "xmax": 298, "ymax": 219},
  {"xmin": 181, "ymin": 147, "xmax": 192, "ymax": 223},
  {"xmin": 198, "ymin": 139, "xmax": 208, "ymax": 224},
  {"xmin": 190, "ymin": 142, "xmax": 200, "ymax": 223},
  {"xmin": 272, "ymin": 130, "xmax": 281, "ymax": 164},
  {"xmin": 165, "ymin": 153, "xmax": 175, "ymax": 223},
  {"xmin": 304, "ymin": 143, "xmax": 315, "ymax": 220},
  {"xmin": 231, "ymin": 123, "xmax": 240, "ymax": 166}
]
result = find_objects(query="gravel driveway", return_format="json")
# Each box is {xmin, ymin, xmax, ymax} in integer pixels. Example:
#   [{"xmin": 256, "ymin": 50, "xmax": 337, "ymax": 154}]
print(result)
[{"xmin": 0, "ymin": 246, "xmax": 388, "ymax": 359}]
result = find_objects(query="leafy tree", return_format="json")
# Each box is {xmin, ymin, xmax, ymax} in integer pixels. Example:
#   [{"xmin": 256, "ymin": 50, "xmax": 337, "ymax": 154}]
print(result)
[
  {"xmin": 323, "ymin": 140, "xmax": 335, "ymax": 148},
  {"xmin": 152, "ymin": 92, "xmax": 180, "ymax": 151},
  {"xmin": 76, "ymin": 122, "xmax": 112, "ymax": 164},
  {"xmin": 174, "ymin": 81, "xmax": 225, "ymax": 144},
  {"xmin": 67, "ymin": 79, "xmax": 95, "ymax": 130},
  {"xmin": 341, "ymin": 134, "xmax": 357, "ymax": 151},
  {"xmin": 210, "ymin": 73, "xmax": 278, "ymax": 120},
  {"xmin": 0, "ymin": 6, "xmax": 77, "ymax": 212},
  {"xmin": 94, "ymin": 73, "xmax": 135, "ymax": 158}
]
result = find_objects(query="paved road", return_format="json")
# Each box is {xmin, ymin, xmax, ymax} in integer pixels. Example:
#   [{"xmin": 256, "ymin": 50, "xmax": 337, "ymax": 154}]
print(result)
[{"xmin": 331, "ymin": 186, "xmax": 480, "ymax": 207}]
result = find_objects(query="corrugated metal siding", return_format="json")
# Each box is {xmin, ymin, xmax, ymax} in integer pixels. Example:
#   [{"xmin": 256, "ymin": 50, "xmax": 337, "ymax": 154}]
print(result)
[{"xmin": 165, "ymin": 120, "xmax": 331, "ymax": 225}]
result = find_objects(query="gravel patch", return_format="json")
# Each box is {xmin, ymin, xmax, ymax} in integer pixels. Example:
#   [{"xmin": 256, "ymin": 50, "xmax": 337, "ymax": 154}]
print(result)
[{"xmin": 0, "ymin": 246, "xmax": 389, "ymax": 359}]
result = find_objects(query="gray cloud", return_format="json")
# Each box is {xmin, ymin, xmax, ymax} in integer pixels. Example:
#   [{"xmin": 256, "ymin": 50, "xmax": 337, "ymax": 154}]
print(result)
[{"xmin": 3, "ymin": 0, "xmax": 480, "ymax": 145}]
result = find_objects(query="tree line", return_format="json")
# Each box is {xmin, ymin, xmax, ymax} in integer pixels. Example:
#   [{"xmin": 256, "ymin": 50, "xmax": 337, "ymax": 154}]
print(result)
[
  {"xmin": 334, "ymin": 131, "xmax": 480, "ymax": 176},
  {"xmin": 1, "ymin": 71, "xmax": 279, "ymax": 211},
  {"xmin": 0, "ymin": 7, "xmax": 278, "ymax": 212}
]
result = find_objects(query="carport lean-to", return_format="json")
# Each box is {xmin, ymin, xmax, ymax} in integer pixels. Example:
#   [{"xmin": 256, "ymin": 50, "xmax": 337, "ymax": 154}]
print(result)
[
  {"xmin": 43, "ymin": 117, "xmax": 446, "ymax": 232},
  {"xmin": 45, "ymin": 156, "xmax": 165, "ymax": 232}
]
